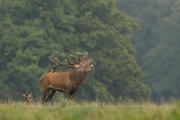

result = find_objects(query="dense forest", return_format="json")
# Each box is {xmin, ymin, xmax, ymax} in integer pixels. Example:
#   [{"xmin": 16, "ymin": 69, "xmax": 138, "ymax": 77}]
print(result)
[
  {"xmin": 0, "ymin": 0, "xmax": 150, "ymax": 101},
  {"xmin": 0, "ymin": 0, "xmax": 179, "ymax": 102},
  {"xmin": 117, "ymin": 0, "xmax": 180, "ymax": 100}
]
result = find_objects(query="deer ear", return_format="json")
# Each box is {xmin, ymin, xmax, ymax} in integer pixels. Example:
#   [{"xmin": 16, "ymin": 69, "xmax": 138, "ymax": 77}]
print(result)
[
  {"xmin": 21, "ymin": 93, "xmax": 26, "ymax": 97},
  {"xmin": 20, "ymin": 90, "xmax": 26, "ymax": 97}
]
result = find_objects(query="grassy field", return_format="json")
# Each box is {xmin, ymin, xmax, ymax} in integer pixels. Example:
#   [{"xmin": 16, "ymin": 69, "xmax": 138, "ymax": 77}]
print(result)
[{"xmin": 0, "ymin": 100, "xmax": 179, "ymax": 120}]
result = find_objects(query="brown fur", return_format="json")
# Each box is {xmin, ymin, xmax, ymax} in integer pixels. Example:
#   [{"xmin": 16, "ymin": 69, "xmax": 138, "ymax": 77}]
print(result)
[
  {"xmin": 40, "ymin": 60, "xmax": 93, "ymax": 104},
  {"xmin": 21, "ymin": 91, "xmax": 34, "ymax": 104}
]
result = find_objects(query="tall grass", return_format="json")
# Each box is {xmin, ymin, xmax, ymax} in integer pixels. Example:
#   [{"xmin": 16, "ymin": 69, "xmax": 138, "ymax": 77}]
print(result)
[{"xmin": 0, "ymin": 100, "xmax": 179, "ymax": 120}]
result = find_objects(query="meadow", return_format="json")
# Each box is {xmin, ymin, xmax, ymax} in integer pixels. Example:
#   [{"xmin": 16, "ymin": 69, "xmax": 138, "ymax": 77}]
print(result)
[{"xmin": 0, "ymin": 100, "xmax": 179, "ymax": 120}]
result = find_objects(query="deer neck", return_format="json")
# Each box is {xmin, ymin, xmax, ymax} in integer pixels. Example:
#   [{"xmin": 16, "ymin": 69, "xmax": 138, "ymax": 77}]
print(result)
[{"xmin": 69, "ymin": 69, "xmax": 88, "ymax": 86}]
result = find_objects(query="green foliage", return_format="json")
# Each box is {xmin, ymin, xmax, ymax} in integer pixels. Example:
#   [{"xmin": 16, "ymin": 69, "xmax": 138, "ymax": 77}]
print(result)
[
  {"xmin": 143, "ymin": 0, "xmax": 180, "ymax": 99},
  {"xmin": 0, "ymin": 0, "xmax": 149, "ymax": 101},
  {"xmin": 117, "ymin": 0, "xmax": 180, "ymax": 100}
]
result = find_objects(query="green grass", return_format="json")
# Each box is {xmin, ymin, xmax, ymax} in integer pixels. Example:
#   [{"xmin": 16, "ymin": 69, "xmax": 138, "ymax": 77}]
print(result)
[{"xmin": 0, "ymin": 100, "xmax": 179, "ymax": 120}]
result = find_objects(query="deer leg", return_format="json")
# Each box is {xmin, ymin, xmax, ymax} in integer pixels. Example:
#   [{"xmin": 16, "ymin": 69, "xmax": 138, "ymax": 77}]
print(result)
[
  {"xmin": 67, "ymin": 94, "xmax": 71, "ymax": 100},
  {"xmin": 42, "ymin": 90, "xmax": 48, "ymax": 104},
  {"xmin": 46, "ymin": 89, "xmax": 56, "ymax": 103},
  {"xmin": 69, "ymin": 94, "xmax": 75, "ymax": 100},
  {"xmin": 67, "ymin": 89, "xmax": 76, "ymax": 100}
]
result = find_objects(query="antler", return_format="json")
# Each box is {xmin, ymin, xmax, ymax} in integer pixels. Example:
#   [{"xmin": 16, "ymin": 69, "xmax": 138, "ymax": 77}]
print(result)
[
  {"xmin": 48, "ymin": 56, "xmax": 73, "ymax": 72},
  {"xmin": 70, "ymin": 51, "xmax": 88, "ymax": 62},
  {"xmin": 48, "ymin": 51, "xmax": 88, "ymax": 72}
]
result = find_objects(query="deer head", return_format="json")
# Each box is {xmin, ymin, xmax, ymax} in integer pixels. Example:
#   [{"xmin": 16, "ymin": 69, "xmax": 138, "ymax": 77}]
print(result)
[
  {"xmin": 21, "ymin": 90, "xmax": 34, "ymax": 103},
  {"xmin": 40, "ymin": 51, "xmax": 93, "ymax": 104}
]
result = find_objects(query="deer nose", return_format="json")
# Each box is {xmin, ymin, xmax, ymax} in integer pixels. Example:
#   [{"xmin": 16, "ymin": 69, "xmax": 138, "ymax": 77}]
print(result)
[
  {"xmin": 90, "ymin": 64, "xmax": 93, "ymax": 68},
  {"xmin": 89, "ymin": 61, "xmax": 93, "ymax": 68}
]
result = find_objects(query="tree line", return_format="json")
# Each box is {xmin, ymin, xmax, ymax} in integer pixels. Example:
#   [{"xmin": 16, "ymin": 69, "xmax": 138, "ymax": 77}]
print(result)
[{"xmin": 0, "ymin": 0, "xmax": 152, "ymax": 102}]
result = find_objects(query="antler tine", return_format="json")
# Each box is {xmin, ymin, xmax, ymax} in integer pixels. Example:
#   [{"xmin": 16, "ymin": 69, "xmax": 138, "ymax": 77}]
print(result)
[
  {"xmin": 70, "ymin": 54, "xmax": 78, "ymax": 62},
  {"xmin": 48, "ymin": 55, "xmax": 76, "ymax": 72},
  {"xmin": 77, "ymin": 51, "xmax": 88, "ymax": 62},
  {"xmin": 49, "ymin": 56, "xmax": 74, "ymax": 67},
  {"xmin": 76, "ymin": 52, "xmax": 82, "ymax": 61},
  {"xmin": 48, "ymin": 56, "xmax": 61, "ymax": 72},
  {"xmin": 49, "ymin": 56, "xmax": 60, "ymax": 64},
  {"xmin": 76, "ymin": 52, "xmax": 84, "ymax": 57},
  {"xmin": 68, "ymin": 51, "xmax": 88, "ymax": 63},
  {"xmin": 63, "ymin": 54, "xmax": 75, "ymax": 66},
  {"xmin": 82, "ymin": 51, "xmax": 88, "ymax": 61}
]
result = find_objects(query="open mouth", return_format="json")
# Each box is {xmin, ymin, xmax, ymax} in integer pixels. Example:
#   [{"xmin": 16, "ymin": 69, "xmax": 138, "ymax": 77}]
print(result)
[{"xmin": 89, "ymin": 62, "xmax": 93, "ymax": 68}]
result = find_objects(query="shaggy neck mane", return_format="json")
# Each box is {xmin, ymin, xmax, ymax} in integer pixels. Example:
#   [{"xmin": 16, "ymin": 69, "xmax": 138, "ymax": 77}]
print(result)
[{"xmin": 69, "ymin": 69, "xmax": 88, "ymax": 86}]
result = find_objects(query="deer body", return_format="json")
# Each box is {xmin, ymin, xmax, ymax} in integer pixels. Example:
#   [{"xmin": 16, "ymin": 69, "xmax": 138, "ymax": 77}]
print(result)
[
  {"xmin": 40, "ymin": 70, "xmax": 87, "ymax": 95},
  {"xmin": 40, "ymin": 52, "xmax": 93, "ymax": 104}
]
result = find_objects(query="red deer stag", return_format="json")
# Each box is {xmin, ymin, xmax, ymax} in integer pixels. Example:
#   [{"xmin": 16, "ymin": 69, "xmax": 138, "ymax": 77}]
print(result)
[
  {"xmin": 21, "ymin": 90, "xmax": 34, "ymax": 104},
  {"xmin": 40, "ymin": 51, "xmax": 93, "ymax": 104}
]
